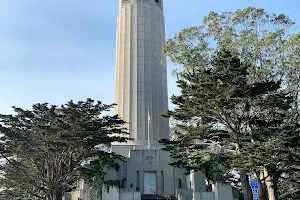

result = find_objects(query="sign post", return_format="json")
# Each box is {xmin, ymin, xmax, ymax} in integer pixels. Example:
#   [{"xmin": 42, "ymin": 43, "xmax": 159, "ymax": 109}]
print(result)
[{"xmin": 250, "ymin": 179, "xmax": 259, "ymax": 200}]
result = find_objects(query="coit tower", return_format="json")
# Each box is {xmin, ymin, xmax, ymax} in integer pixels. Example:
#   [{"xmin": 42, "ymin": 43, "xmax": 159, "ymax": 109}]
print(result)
[{"xmin": 114, "ymin": 0, "xmax": 169, "ymax": 146}]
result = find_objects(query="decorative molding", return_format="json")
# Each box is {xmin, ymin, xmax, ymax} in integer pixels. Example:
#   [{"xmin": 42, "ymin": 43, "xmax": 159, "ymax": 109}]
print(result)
[
  {"xmin": 140, "ymin": 154, "xmax": 159, "ymax": 165},
  {"xmin": 145, "ymin": 155, "xmax": 155, "ymax": 165}
]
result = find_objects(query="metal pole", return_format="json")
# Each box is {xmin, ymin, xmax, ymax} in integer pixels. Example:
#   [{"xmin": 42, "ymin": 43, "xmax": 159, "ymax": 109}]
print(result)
[{"xmin": 148, "ymin": 110, "xmax": 151, "ymax": 149}]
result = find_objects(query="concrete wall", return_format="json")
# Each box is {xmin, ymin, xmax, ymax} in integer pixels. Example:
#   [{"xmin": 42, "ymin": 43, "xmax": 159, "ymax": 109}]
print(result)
[
  {"xmin": 176, "ymin": 188, "xmax": 193, "ymax": 200},
  {"xmin": 173, "ymin": 167, "xmax": 189, "ymax": 192},
  {"xmin": 103, "ymin": 187, "xmax": 119, "ymax": 200},
  {"xmin": 192, "ymin": 192, "xmax": 215, "ymax": 200},
  {"xmin": 176, "ymin": 182, "xmax": 235, "ymax": 200},
  {"xmin": 120, "ymin": 192, "xmax": 141, "ymax": 200},
  {"xmin": 125, "ymin": 149, "xmax": 175, "ymax": 195},
  {"xmin": 188, "ymin": 171, "xmax": 206, "ymax": 193},
  {"xmin": 213, "ymin": 183, "xmax": 234, "ymax": 200},
  {"xmin": 200, "ymin": 192, "xmax": 215, "ymax": 200},
  {"xmin": 109, "ymin": 148, "xmax": 204, "ymax": 197}
]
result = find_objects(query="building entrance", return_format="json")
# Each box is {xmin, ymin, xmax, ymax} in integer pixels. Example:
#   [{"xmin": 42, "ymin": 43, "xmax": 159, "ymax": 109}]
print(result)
[{"xmin": 144, "ymin": 172, "xmax": 157, "ymax": 194}]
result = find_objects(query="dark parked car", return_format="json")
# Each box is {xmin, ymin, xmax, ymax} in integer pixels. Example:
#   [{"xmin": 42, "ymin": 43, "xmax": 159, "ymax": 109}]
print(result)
[{"xmin": 141, "ymin": 194, "xmax": 177, "ymax": 200}]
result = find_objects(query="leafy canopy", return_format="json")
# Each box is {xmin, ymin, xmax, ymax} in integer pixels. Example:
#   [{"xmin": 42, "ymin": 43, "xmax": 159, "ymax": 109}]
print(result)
[{"xmin": 0, "ymin": 98, "xmax": 128, "ymax": 200}]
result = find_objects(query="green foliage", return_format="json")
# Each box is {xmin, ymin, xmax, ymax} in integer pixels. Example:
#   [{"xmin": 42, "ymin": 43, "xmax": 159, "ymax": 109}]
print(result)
[
  {"xmin": 282, "ymin": 33, "xmax": 300, "ymax": 109},
  {"xmin": 279, "ymin": 172, "xmax": 300, "ymax": 200},
  {"xmin": 161, "ymin": 124, "xmax": 234, "ymax": 184},
  {"xmin": 161, "ymin": 49, "xmax": 244, "ymax": 169},
  {"xmin": 163, "ymin": 7, "xmax": 300, "ymax": 200},
  {"xmin": 80, "ymin": 157, "xmax": 121, "ymax": 200},
  {"xmin": 0, "ymin": 98, "xmax": 129, "ymax": 200},
  {"xmin": 163, "ymin": 6, "xmax": 299, "ymax": 103},
  {"xmin": 161, "ymin": 46, "xmax": 296, "ymax": 200}
]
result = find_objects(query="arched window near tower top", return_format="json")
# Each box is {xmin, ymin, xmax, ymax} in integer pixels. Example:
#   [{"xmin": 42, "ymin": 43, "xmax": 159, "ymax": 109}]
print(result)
[
  {"xmin": 155, "ymin": 0, "xmax": 162, "ymax": 7},
  {"xmin": 122, "ymin": 0, "xmax": 130, "ymax": 4}
]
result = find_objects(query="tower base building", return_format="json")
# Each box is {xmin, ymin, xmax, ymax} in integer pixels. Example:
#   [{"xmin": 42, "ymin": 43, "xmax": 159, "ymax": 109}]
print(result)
[{"xmin": 99, "ymin": 146, "xmax": 238, "ymax": 200}]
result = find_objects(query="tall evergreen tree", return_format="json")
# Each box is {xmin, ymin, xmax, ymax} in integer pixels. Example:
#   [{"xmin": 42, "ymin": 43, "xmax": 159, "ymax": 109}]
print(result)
[
  {"xmin": 233, "ymin": 90, "xmax": 297, "ymax": 200},
  {"xmin": 0, "ymin": 98, "xmax": 128, "ymax": 200},
  {"xmin": 162, "ymin": 7, "xmax": 300, "ymax": 199},
  {"xmin": 160, "ymin": 48, "xmax": 293, "ymax": 200}
]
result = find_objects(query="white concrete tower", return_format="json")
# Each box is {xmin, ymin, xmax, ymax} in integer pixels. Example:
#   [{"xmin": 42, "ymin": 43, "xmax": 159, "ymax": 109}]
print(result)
[
  {"xmin": 114, "ymin": 0, "xmax": 169, "ymax": 145},
  {"xmin": 67, "ymin": 2, "xmax": 236, "ymax": 199}
]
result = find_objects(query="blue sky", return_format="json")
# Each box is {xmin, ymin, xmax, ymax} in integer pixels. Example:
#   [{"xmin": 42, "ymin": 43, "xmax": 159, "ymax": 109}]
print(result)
[{"xmin": 0, "ymin": 0, "xmax": 299, "ymax": 114}]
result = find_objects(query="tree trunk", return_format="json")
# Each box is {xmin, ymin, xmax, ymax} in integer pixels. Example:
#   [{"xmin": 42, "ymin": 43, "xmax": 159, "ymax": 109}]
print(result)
[
  {"xmin": 266, "ymin": 176, "xmax": 276, "ymax": 200},
  {"xmin": 264, "ymin": 168, "xmax": 279, "ymax": 200},
  {"xmin": 56, "ymin": 191, "xmax": 63, "ymax": 200},
  {"xmin": 240, "ymin": 172, "xmax": 253, "ymax": 200},
  {"xmin": 257, "ymin": 170, "xmax": 268, "ymax": 200},
  {"xmin": 46, "ymin": 190, "xmax": 63, "ymax": 200},
  {"xmin": 236, "ymin": 138, "xmax": 252, "ymax": 200}
]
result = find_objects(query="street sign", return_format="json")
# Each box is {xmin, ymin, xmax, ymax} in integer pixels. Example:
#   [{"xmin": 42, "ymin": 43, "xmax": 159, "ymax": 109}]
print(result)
[
  {"xmin": 250, "ymin": 179, "xmax": 259, "ymax": 200},
  {"xmin": 250, "ymin": 179, "xmax": 258, "ymax": 189}
]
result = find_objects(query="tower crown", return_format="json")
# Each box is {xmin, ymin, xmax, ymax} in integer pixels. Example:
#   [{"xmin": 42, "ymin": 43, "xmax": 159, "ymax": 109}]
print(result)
[{"xmin": 119, "ymin": 0, "xmax": 163, "ymax": 10}]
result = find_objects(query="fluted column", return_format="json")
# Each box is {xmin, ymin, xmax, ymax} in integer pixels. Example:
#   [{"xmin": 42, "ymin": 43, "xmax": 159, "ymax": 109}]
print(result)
[{"xmin": 114, "ymin": 0, "xmax": 169, "ymax": 144}]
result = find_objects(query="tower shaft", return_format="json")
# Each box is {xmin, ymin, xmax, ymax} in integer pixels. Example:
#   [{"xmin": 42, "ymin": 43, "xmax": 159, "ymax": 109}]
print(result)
[{"xmin": 114, "ymin": 0, "xmax": 169, "ymax": 143}]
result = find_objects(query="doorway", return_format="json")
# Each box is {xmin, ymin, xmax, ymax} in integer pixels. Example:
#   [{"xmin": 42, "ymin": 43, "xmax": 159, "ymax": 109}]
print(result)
[{"xmin": 144, "ymin": 171, "xmax": 157, "ymax": 194}]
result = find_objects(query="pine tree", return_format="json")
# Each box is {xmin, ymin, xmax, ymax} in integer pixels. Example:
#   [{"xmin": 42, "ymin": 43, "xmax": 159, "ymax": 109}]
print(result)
[
  {"xmin": 233, "ymin": 91, "xmax": 296, "ymax": 200},
  {"xmin": 160, "ymin": 48, "xmax": 293, "ymax": 200},
  {"xmin": 163, "ymin": 7, "xmax": 300, "ymax": 199},
  {"xmin": 0, "ymin": 98, "xmax": 128, "ymax": 200}
]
